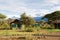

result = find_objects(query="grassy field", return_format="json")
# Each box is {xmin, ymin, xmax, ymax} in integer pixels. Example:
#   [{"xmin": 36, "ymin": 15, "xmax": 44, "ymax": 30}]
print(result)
[
  {"xmin": 40, "ymin": 29, "xmax": 60, "ymax": 32},
  {"xmin": 0, "ymin": 29, "xmax": 60, "ymax": 36},
  {"xmin": 0, "ymin": 29, "xmax": 60, "ymax": 40}
]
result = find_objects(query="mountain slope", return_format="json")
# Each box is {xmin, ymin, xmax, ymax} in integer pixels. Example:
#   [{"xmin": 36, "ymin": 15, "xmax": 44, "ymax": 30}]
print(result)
[{"xmin": 34, "ymin": 17, "xmax": 48, "ymax": 22}]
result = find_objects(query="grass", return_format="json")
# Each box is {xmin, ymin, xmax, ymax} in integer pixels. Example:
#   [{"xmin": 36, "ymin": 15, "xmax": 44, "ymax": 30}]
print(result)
[
  {"xmin": 0, "ymin": 30, "xmax": 60, "ymax": 40},
  {"xmin": 0, "ymin": 30, "xmax": 39, "ymax": 36},
  {"xmin": 40, "ymin": 29, "xmax": 60, "ymax": 32},
  {"xmin": 0, "ymin": 29, "xmax": 60, "ymax": 36},
  {"xmin": 0, "ymin": 25, "xmax": 60, "ymax": 36}
]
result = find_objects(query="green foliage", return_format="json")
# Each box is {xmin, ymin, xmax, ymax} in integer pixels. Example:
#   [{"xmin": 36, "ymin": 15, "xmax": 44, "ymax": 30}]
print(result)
[
  {"xmin": 0, "ymin": 13, "xmax": 6, "ymax": 19},
  {"xmin": 42, "ymin": 11, "xmax": 60, "ymax": 29},
  {"xmin": 40, "ymin": 21, "xmax": 54, "ymax": 29},
  {"xmin": 21, "ymin": 13, "xmax": 27, "ymax": 18},
  {"xmin": 0, "ymin": 20, "xmax": 2, "ymax": 25},
  {"xmin": 0, "ymin": 20, "xmax": 10, "ymax": 29},
  {"xmin": 20, "ymin": 13, "xmax": 35, "ymax": 26},
  {"xmin": 40, "ymin": 24, "xmax": 54, "ymax": 29},
  {"xmin": 21, "ymin": 24, "xmax": 25, "ymax": 30},
  {"xmin": 25, "ymin": 27, "xmax": 34, "ymax": 32},
  {"xmin": 43, "ymin": 11, "xmax": 60, "ymax": 21},
  {"xmin": 1, "ymin": 23, "xmax": 10, "ymax": 28}
]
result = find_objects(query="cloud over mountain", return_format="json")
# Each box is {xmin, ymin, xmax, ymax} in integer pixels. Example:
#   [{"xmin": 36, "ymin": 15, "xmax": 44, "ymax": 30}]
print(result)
[{"xmin": 0, "ymin": 0, "xmax": 60, "ymax": 18}]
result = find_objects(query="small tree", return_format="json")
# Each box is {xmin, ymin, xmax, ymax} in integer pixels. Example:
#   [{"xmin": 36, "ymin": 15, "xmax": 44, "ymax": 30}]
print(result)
[{"xmin": 0, "ymin": 20, "xmax": 10, "ymax": 29}]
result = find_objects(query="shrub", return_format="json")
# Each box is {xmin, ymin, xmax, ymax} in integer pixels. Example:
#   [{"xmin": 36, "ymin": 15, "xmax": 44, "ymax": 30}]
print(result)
[
  {"xmin": 25, "ymin": 27, "xmax": 34, "ymax": 32},
  {"xmin": 40, "ymin": 23, "xmax": 54, "ymax": 29},
  {"xmin": 0, "ymin": 20, "xmax": 10, "ymax": 29}
]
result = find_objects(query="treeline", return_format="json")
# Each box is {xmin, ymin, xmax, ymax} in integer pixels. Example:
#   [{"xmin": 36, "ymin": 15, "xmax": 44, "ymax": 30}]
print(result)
[{"xmin": 0, "ymin": 11, "xmax": 60, "ymax": 31}]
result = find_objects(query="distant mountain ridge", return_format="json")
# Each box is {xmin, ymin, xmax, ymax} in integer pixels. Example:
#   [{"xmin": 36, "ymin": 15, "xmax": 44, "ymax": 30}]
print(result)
[
  {"xmin": 34, "ymin": 17, "xmax": 42, "ymax": 22},
  {"xmin": 11, "ymin": 16, "xmax": 19, "ymax": 19},
  {"xmin": 34, "ymin": 17, "xmax": 48, "ymax": 22},
  {"xmin": 11, "ymin": 16, "xmax": 48, "ymax": 22}
]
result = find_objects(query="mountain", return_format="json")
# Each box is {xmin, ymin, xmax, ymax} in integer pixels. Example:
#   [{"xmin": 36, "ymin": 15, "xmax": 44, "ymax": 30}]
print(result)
[
  {"xmin": 34, "ymin": 17, "xmax": 48, "ymax": 22},
  {"xmin": 34, "ymin": 17, "xmax": 42, "ymax": 22},
  {"xmin": 11, "ymin": 16, "xmax": 19, "ymax": 20},
  {"xmin": 11, "ymin": 16, "xmax": 48, "ymax": 22}
]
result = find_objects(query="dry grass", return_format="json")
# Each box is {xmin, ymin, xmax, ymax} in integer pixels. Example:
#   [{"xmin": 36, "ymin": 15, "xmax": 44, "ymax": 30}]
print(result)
[{"xmin": 0, "ymin": 29, "xmax": 60, "ymax": 40}]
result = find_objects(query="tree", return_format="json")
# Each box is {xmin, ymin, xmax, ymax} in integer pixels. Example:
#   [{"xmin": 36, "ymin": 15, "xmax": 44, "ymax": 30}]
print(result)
[
  {"xmin": 20, "ymin": 13, "xmax": 35, "ymax": 26},
  {"xmin": 42, "ymin": 11, "xmax": 60, "ymax": 29},
  {"xmin": 0, "ymin": 13, "xmax": 6, "ymax": 19},
  {"xmin": 0, "ymin": 20, "xmax": 10, "ymax": 29},
  {"xmin": 25, "ymin": 16, "xmax": 35, "ymax": 26}
]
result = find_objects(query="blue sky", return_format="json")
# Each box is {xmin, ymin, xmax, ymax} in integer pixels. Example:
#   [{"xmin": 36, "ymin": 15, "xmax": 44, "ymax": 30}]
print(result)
[{"xmin": 0, "ymin": 0, "xmax": 60, "ymax": 18}]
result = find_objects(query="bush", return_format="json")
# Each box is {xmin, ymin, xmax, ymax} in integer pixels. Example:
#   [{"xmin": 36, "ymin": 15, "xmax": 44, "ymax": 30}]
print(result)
[
  {"xmin": 25, "ymin": 27, "xmax": 34, "ymax": 32},
  {"xmin": 40, "ymin": 23, "xmax": 54, "ymax": 29},
  {"xmin": 0, "ymin": 20, "xmax": 10, "ymax": 29}
]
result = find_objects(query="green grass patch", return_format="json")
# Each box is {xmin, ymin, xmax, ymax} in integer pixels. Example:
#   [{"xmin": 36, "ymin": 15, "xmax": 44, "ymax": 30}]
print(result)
[
  {"xmin": 0, "ymin": 29, "xmax": 60, "ymax": 36},
  {"xmin": 40, "ymin": 29, "xmax": 60, "ymax": 32}
]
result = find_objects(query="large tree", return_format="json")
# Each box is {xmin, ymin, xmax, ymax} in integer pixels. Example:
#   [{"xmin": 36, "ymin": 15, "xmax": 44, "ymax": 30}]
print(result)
[{"xmin": 20, "ymin": 13, "xmax": 35, "ymax": 26}]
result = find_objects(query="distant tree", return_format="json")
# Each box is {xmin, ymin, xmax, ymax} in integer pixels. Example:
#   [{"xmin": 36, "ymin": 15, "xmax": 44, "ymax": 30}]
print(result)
[
  {"xmin": 20, "ymin": 13, "xmax": 27, "ymax": 24},
  {"xmin": 40, "ymin": 20, "xmax": 54, "ymax": 29},
  {"xmin": 0, "ymin": 20, "xmax": 10, "ymax": 29},
  {"xmin": 0, "ymin": 13, "xmax": 6, "ymax": 19},
  {"xmin": 20, "ymin": 13, "xmax": 35, "ymax": 26},
  {"xmin": 42, "ymin": 11, "xmax": 60, "ymax": 29}
]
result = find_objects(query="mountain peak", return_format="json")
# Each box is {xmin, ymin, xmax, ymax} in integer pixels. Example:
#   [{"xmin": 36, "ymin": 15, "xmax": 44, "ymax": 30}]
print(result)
[{"xmin": 11, "ymin": 16, "xmax": 19, "ymax": 19}]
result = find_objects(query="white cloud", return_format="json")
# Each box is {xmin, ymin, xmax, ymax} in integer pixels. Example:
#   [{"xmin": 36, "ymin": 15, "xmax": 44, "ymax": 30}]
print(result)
[
  {"xmin": 51, "ymin": 6, "xmax": 60, "ymax": 11},
  {"xmin": 39, "ymin": 0, "xmax": 60, "ymax": 8},
  {"xmin": 23, "ymin": 9, "xmax": 50, "ymax": 17},
  {"xmin": 7, "ymin": 15, "xmax": 20, "ymax": 18},
  {"xmin": 44, "ymin": 0, "xmax": 60, "ymax": 5},
  {"xmin": 0, "ymin": 0, "xmax": 60, "ymax": 18}
]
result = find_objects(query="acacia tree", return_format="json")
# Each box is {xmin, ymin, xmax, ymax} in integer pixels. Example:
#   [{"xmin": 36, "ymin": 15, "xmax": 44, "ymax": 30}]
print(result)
[{"xmin": 20, "ymin": 13, "xmax": 35, "ymax": 26}]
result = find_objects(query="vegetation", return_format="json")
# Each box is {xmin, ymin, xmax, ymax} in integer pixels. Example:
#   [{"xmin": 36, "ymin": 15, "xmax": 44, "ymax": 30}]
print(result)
[
  {"xmin": 0, "ymin": 29, "xmax": 60, "ymax": 36},
  {"xmin": 0, "ymin": 20, "xmax": 10, "ymax": 29},
  {"xmin": 0, "ymin": 13, "xmax": 6, "ymax": 19},
  {"xmin": 40, "ymin": 20, "xmax": 54, "ymax": 29},
  {"xmin": 43, "ymin": 11, "xmax": 60, "ymax": 21},
  {"xmin": 0, "ymin": 12, "xmax": 60, "ymax": 40},
  {"xmin": 0, "ymin": 13, "xmax": 9, "ymax": 29},
  {"xmin": 20, "ymin": 13, "xmax": 35, "ymax": 26},
  {"xmin": 42, "ymin": 11, "xmax": 60, "ymax": 29},
  {"xmin": 0, "ymin": 11, "xmax": 60, "ymax": 32}
]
